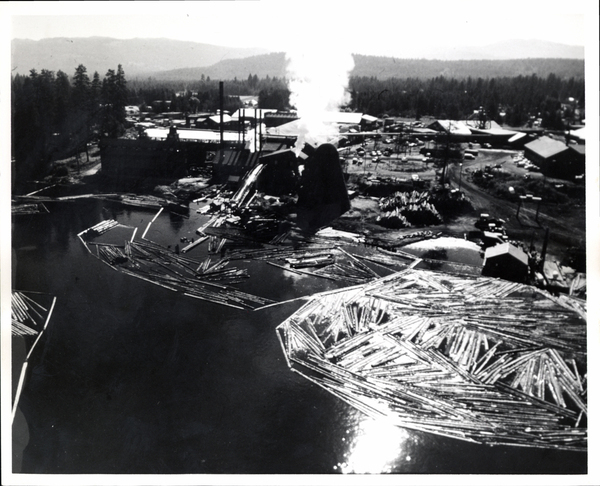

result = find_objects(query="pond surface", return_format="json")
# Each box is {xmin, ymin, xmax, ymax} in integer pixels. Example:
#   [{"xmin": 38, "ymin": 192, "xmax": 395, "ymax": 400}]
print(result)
[{"xmin": 11, "ymin": 200, "xmax": 586, "ymax": 475}]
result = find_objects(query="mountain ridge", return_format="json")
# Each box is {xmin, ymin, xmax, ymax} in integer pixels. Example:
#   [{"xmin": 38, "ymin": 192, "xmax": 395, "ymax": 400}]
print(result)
[
  {"xmin": 151, "ymin": 53, "xmax": 584, "ymax": 81},
  {"xmin": 12, "ymin": 37, "xmax": 585, "ymax": 79},
  {"xmin": 11, "ymin": 37, "xmax": 271, "ymax": 76}
]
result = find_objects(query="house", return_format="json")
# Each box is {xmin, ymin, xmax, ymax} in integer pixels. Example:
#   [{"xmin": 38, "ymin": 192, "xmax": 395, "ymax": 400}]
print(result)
[
  {"xmin": 360, "ymin": 114, "xmax": 378, "ymax": 131},
  {"xmin": 482, "ymin": 243, "xmax": 529, "ymax": 283},
  {"xmin": 196, "ymin": 114, "xmax": 233, "ymax": 130}
]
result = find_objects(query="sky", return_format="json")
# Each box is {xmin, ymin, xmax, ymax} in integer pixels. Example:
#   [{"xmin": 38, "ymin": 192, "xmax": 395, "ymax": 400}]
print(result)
[{"xmin": 4, "ymin": 0, "xmax": 595, "ymax": 59}]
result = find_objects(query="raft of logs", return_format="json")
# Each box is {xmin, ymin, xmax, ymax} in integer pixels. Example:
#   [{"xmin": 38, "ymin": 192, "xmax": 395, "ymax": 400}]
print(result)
[{"xmin": 276, "ymin": 268, "xmax": 587, "ymax": 451}]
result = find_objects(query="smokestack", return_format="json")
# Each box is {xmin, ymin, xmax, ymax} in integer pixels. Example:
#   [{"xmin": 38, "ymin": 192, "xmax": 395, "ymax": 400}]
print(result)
[
  {"xmin": 219, "ymin": 81, "xmax": 224, "ymax": 155},
  {"xmin": 259, "ymin": 110, "xmax": 262, "ymax": 152}
]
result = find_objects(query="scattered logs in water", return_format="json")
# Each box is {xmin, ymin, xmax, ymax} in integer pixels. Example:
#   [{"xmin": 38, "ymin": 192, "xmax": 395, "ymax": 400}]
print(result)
[
  {"xmin": 11, "ymin": 203, "xmax": 50, "ymax": 216},
  {"xmin": 11, "ymin": 291, "xmax": 57, "ymax": 421},
  {"xmin": 80, "ymin": 219, "xmax": 274, "ymax": 310}
]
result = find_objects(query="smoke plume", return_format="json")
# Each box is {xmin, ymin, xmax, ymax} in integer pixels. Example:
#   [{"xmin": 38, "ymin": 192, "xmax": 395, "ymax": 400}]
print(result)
[{"xmin": 286, "ymin": 46, "xmax": 354, "ymax": 155}]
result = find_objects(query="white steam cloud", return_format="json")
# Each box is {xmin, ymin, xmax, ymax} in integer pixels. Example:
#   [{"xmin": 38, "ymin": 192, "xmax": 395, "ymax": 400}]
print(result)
[{"xmin": 286, "ymin": 46, "xmax": 354, "ymax": 155}]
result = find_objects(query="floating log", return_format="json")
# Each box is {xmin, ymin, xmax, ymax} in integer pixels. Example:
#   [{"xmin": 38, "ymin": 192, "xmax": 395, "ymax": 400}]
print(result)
[{"xmin": 181, "ymin": 236, "xmax": 209, "ymax": 253}]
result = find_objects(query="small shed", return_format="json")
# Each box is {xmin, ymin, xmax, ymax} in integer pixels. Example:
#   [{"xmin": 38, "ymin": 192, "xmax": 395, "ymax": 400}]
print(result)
[{"xmin": 482, "ymin": 243, "xmax": 529, "ymax": 283}]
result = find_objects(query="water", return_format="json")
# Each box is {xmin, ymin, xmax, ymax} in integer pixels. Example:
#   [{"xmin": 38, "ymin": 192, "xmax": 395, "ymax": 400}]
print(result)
[{"xmin": 12, "ymin": 200, "xmax": 586, "ymax": 474}]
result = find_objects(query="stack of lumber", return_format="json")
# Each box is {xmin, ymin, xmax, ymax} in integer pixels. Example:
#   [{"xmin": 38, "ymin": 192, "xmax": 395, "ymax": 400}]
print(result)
[{"xmin": 276, "ymin": 268, "xmax": 587, "ymax": 450}]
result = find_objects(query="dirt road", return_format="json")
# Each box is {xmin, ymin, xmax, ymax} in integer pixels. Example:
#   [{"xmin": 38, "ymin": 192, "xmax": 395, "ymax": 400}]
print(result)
[{"xmin": 445, "ymin": 159, "xmax": 585, "ymax": 261}]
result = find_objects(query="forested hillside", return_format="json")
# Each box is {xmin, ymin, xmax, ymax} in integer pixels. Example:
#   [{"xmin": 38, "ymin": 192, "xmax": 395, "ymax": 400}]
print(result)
[{"xmin": 152, "ymin": 52, "xmax": 584, "ymax": 81}]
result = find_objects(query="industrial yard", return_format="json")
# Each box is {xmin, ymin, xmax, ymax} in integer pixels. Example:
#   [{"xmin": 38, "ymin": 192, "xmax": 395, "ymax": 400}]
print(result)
[
  {"xmin": 13, "ymin": 110, "xmax": 588, "ymax": 464},
  {"xmin": 8, "ymin": 10, "xmax": 591, "ymax": 476}
]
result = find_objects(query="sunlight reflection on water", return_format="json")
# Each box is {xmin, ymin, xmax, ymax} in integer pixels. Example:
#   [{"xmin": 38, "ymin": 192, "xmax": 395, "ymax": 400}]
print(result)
[{"xmin": 336, "ymin": 416, "xmax": 412, "ymax": 474}]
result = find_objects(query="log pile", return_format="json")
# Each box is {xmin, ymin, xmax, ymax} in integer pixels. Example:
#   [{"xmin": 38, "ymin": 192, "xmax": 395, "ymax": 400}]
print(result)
[
  {"xmin": 377, "ymin": 190, "xmax": 443, "ymax": 227},
  {"xmin": 276, "ymin": 268, "xmax": 587, "ymax": 450}
]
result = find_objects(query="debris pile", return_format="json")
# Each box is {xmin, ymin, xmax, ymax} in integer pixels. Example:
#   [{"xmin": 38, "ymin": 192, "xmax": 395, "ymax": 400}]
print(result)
[{"xmin": 276, "ymin": 268, "xmax": 586, "ymax": 450}]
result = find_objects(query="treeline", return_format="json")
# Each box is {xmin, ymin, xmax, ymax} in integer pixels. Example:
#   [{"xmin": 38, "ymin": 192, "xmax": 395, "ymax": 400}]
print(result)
[
  {"xmin": 347, "ymin": 74, "xmax": 585, "ymax": 126},
  {"xmin": 350, "ymin": 55, "xmax": 585, "ymax": 81},
  {"xmin": 11, "ymin": 64, "xmax": 128, "ymax": 183},
  {"xmin": 12, "ymin": 64, "xmax": 584, "ymax": 184},
  {"xmin": 129, "ymin": 72, "xmax": 584, "ymax": 128},
  {"xmin": 127, "ymin": 74, "xmax": 291, "ymax": 113},
  {"xmin": 150, "ymin": 52, "xmax": 584, "ymax": 83}
]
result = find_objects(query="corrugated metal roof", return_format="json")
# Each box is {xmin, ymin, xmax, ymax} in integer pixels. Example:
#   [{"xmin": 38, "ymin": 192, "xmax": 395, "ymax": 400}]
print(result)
[
  {"xmin": 524, "ymin": 136, "xmax": 569, "ymax": 159},
  {"xmin": 484, "ymin": 242, "xmax": 528, "ymax": 265},
  {"xmin": 427, "ymin": 120, "xmax": 472, "ymax": 135},
  {"xmin": 361, "ymin": 114, "xmax": 378, "ymax": 123}
]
